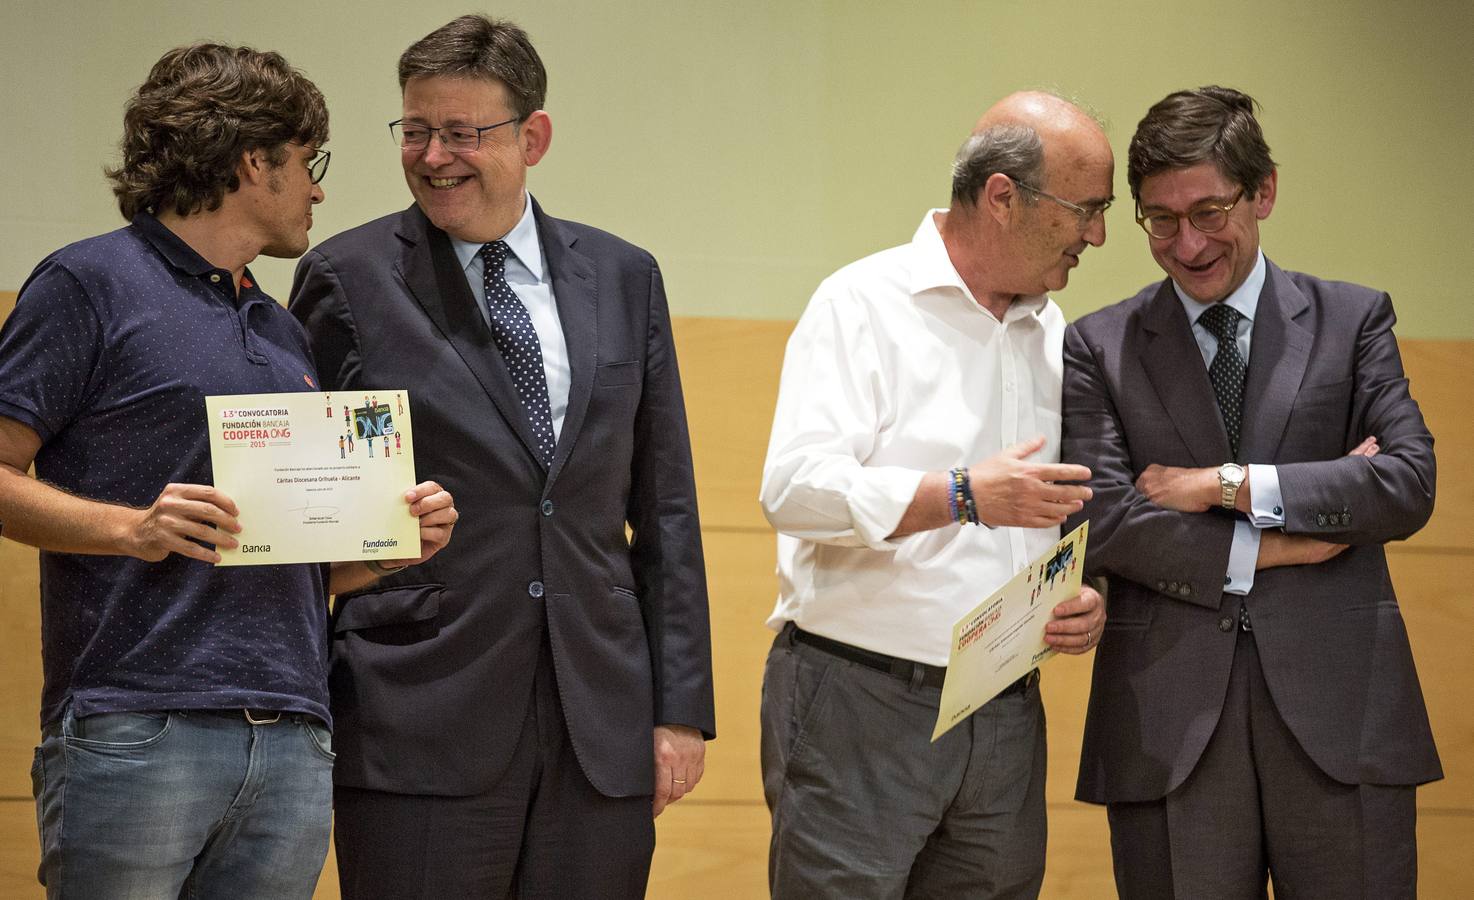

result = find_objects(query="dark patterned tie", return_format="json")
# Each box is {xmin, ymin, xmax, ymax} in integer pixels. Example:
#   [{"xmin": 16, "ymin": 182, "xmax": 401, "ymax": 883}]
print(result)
[
  {"xmin": 1199, "ymin": 303, "xmax": 1247, "ymax": 459},
  {"xmin": 480, "ymin": 241, "xmax": 555, "ymax": 465}
]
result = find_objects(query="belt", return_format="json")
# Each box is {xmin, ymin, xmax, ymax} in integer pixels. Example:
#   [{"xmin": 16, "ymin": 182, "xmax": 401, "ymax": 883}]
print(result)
[
  {"xmin": 193, "ymin": 709, "xmax": 305, "ymax": 725},
  {"xmin": 790, "ymin": 626, "xmax": 1037, "ymax": 697}
]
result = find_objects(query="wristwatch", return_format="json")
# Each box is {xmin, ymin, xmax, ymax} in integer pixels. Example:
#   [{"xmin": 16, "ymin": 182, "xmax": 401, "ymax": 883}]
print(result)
[{"xmin": 1217, "ymin": 463, "xmax": 1246, "ymax": 510}]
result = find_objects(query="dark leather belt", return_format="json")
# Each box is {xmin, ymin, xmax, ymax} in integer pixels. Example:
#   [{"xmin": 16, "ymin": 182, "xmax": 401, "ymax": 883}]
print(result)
[{"xmin": 791, "ymin": 625, "xmax": 1036, "ymax": 697}]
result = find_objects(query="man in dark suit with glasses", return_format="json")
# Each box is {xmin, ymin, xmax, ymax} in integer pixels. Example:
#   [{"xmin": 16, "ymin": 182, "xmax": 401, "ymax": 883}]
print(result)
[
  {"xmin": 1063, "ymin": 85, "xmax": 1438, "ymax": 898},
  {"xmin": 291, "ymin": 15, "xmax": 715, "ymax": 899}
]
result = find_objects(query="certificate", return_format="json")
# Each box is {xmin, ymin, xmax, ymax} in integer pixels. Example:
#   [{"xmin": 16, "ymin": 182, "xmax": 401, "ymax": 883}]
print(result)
[
  {"xmin": 932, "ymin": 521, "xmax": 1089, "ymax": 741},
  {"xmin": 206, "ymin": 390, "xmax": 420, "ymax": 567}
]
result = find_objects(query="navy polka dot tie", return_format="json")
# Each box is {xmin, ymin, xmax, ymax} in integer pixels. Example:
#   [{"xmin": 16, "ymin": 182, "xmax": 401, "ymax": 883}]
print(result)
[
  {"xmin": 1199, "ymin": 303, "xmax": 1246, "ymax": 459},
  {"xmin": 480, "ymin": 241, "xmax": 555, "ymax": 465}
]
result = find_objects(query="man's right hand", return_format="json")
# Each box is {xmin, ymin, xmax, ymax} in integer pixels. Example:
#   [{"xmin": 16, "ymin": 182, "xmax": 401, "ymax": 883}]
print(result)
[
  {"xmin": 126, "ymin": 484, "xmax": 241, "ymax": 564},
  {"xmin": 969, "ymin": 436, "xmax": 1092, "ymax": 528},
  {"xmin": 1255, "ymin": 529, "xmax": 1347, "ymax": 570}
]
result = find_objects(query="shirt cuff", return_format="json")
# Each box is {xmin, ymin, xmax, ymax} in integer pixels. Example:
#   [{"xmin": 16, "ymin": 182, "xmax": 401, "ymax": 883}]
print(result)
[
  {"xmin": 1246, "ymin": 464, "xmax": 1285, "ymax": 526},
  {"xmin": 847, "ymin": 466, "xmax": 928, "ymax": 549},
  {"xmin": 1223, "ymin": 521, "xmax": 1260, "ymax": 595}
]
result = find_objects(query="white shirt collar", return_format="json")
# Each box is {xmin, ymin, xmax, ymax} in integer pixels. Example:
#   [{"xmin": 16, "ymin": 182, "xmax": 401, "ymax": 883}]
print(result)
[
  {"xmin": 1176, "ymin": 249, "xmax": 1266, "ymax": 326},
  {"xmin": 910, "ymin": 209, "xmax": 1048, "ymax": 323},
  {"xmin": 450, "ymin": 192, "xmax": 544, "ymax": 281}
]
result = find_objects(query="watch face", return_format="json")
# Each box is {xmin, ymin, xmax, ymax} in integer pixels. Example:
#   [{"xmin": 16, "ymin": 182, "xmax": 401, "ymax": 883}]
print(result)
[{"xmin": 1220, "ymin": 464, "xmax": 1246, "ymax": 486}]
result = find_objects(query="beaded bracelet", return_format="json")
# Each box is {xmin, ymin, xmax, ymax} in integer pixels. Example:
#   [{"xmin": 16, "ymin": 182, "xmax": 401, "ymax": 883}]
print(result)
[
  {"xmin": 957, "ymin": 467, "xmax": 980, "ymax": 525},
  {"xmin": 948, "ymin": 467, "xmax": 969, "ymax": 525}
]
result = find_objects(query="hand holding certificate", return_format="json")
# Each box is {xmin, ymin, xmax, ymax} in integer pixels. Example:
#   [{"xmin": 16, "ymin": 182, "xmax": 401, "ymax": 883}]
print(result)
[
  {"xmin": 932, "ymin": 522, "xmax": 1091, "ymax": 741},
  {"xmin": 206, "ymin": 390, "xmax": 421, "ymax": 566}
]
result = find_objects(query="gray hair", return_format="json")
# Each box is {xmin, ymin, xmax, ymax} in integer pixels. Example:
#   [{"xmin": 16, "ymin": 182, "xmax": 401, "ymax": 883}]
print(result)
[{"xmin": 950, "ymin": 124, "xmax": 1045, "ymax": 207}]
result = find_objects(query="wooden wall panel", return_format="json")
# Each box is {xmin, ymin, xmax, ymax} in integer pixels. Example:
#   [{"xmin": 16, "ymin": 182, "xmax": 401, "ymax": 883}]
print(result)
[
  {"xmin": 1400, "ymin": 339, "xmax": 1473, "ymax": 552},
  {"xmin": 697, "ymin": 530, "xmax": 781, "ymax": 802},
  {"xmin": 1391, "ymin": 552, "xmax": 1474, "ymax": 810},
  {"xmin": 0, "ymin": 801, "xmax": 39, "ymax": 899},
  {"xmin": 0, "ymin": 287, "xmax": 39, "ymax": 800},
  {"xmin": 650, "ymin": 800, "xmax": 772, "ymax": 898},
  {"xmin": 672, "ymin": 317, "xmax": 791, "ymax": 533},
  {"xmin": 0, "ymin": 542, "xmax": 41, "ymax": 799},
  {"xmin": 0, "ymin": 300, "xmax": 1467, "ymax": 897}
]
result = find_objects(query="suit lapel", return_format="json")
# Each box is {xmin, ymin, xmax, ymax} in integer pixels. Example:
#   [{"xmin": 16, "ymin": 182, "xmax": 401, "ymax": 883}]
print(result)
[
  {"xmin": 394, "ymin": 206, "xmax": 549, "ymax": 468},
  {"xmin": 1239, "ymin": 259, "xmax": 1312, "ymax": 462},
  {"xmin": 1140, "ymin": 280, "xmax": 1232, "ymax": 466},
  {"xmin": 533, "ymin": 199, "xmax": 597, "ymax": 486}
]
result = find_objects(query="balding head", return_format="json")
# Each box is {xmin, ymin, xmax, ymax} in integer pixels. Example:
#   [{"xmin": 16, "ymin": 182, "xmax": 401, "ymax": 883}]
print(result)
[
  {"xmin": 951, "ymin": 92, "xmax": 1109, "ymax": 208},
  {"xmin": 973, "ymin": 91, "xmax": 1104, "ymax": 142},
  {"xmin": 940, "ymin": 90, "xmax": 1114, "ymax": 312}
]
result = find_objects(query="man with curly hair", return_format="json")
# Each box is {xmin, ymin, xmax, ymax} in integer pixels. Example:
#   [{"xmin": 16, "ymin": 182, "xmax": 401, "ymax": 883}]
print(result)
[{"xmin": 0, "ymin": 44, "xmax": 457, "ymax": 898}]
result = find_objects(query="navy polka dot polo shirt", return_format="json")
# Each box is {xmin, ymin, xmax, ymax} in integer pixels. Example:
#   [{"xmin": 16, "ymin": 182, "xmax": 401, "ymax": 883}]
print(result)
[{"xmin": 0, "ymin": 213, "xmax": 331, "ymax": 728}]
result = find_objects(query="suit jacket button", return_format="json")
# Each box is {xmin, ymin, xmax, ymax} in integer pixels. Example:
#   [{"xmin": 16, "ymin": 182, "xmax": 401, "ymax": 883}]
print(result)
[
  {"xmin": 540, "ymin": 499, "xmax": 554, "ymax": 516},
  {"xmin": 1167, "ymin": 581, "xmax": 1180, "ymax": 593},
  {"xmin": 1157, "ymin": 581, "xmax": 1167, "ymax": 591},
  {"xmin": 1343, "ymin": 512, "xmax": 1352, "ymax": 524},
  {"xmin": 528, "ymin": 580, "xmax": 545, "ymax": 599},
  {"xmin": 1316, "ymin": 513, "xmax": 1328, "ymax": 526},
  {"xmin": 1218, "ymin": 617, "xmax": 1234, "ymax": 632},
  {"xmin": 1179, "ymin": 584, "xmax": 1192, "ymax": 596}
]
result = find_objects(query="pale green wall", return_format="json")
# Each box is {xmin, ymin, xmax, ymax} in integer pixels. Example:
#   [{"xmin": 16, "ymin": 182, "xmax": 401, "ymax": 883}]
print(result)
[{"xmin": 4, "ymin": 0, "xmax": 1470, "ymax": 336}]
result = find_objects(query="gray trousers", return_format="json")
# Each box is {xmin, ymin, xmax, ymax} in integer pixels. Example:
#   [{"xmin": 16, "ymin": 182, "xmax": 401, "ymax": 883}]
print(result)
[
  {"xmin": 761, "ymin": 625, "xmax": 1047, "ymax": 899},
  {"xmin": 1105, "ymin": 629, "xmax": 1418, "ymax": 900}
]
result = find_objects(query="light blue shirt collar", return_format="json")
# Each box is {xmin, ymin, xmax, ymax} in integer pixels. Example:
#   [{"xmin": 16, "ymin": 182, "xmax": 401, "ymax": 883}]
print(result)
[
  {"xmin": 450, "ymin": 193, "xmax": 545, "ymax": 282},
  {"xmin": 1175, "ymin": 249, "xmax": 1266, "ymax": 327}
]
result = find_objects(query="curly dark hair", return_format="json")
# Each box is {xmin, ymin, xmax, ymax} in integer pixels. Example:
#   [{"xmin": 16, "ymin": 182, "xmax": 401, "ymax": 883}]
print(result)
[
  {"xmin": 106, "ymin": 43, "xmax": 329, "ymax": 220},
  {"xmin": 1127, "ymin": 86, "xmax": 1275, "ymax": 201},
  {"xmin": 398, "ymin": 15, "xmax": 546, "ymax": 121}
]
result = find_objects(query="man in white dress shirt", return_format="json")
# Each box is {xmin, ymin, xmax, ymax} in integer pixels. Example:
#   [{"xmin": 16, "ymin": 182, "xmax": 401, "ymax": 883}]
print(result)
[{"xmin": 759, "ymin": 92, "xmax": 1111, "ymax": 899}]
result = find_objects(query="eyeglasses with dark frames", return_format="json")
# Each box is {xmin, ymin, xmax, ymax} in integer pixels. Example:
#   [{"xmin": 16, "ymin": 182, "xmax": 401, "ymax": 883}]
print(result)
[
  {"xmin": 288, "ymin": 143, "xmax": 331, "ymax": 184},
  {"xmin": 1135, "ymin": 188, "xmax": 1245, "ymax": 239},
  {"xmin": 389, "ymin": 117, "xmax": 522, "ymax": 154},
  {"xmin": 1013, "ymin": 179, "xmax": 1113, "ymax": 227}
]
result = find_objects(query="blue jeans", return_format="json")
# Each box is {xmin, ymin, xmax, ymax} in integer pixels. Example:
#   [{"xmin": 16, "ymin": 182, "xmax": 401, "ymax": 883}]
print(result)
[{"xmin": 32, "ymin": 708, "xmax": 334, "ymax": 899}]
